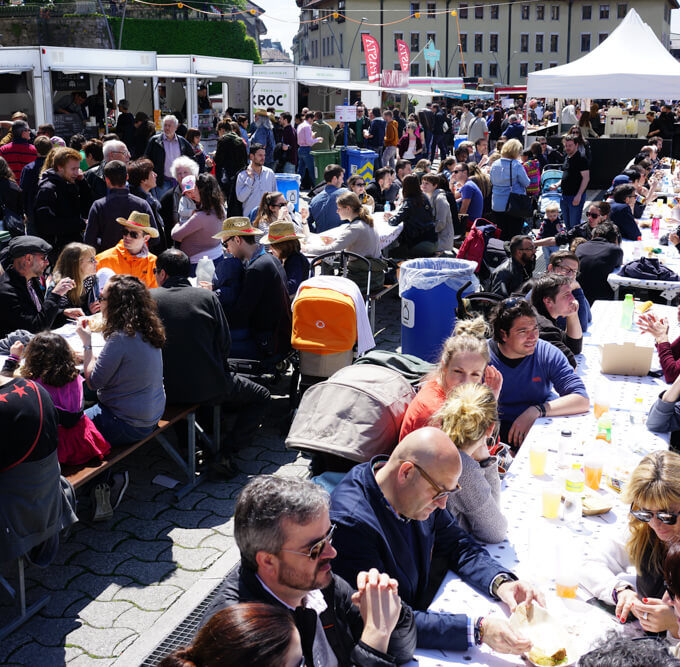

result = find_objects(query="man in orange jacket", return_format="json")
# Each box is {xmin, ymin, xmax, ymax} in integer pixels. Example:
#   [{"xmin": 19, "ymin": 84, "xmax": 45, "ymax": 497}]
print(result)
[
  {"xmin": 382, "ymin": 109, "xmax": 399, "ymax": 169},
  {"xmin": 96, "ymin": 211, "xmax": 158, "ymax": 288}
]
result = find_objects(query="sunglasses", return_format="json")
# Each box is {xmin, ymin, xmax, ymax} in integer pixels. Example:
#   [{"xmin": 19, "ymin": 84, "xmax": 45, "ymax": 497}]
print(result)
[
  {"xmin": 630, "ymin": 504, "xmax": 680, "ymax": 525},
  {"xmin": 280, "ymin": 524, "xmax": 336, "ymax": 560},
  {"xmin": 271, "ymin": 202, "xmax": 287, "ymax": 208},
  {"xmin": 122, "ymin": 229, "xmax": 142, "ymax": 239},
  {"xmin": 587, "ymin": 211, "xmax": 600, "ymax": 218},
  {"xmin": 400, "ymin": 459, "xmax": 461, "ymax": 501}
]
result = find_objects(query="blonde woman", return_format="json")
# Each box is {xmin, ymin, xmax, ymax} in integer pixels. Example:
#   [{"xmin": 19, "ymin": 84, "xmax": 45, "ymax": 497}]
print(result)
[
  {"xmin": 582, "ymin": 451, "xmax": 680, "ymax": 636},
  {"xmin": 435, "ymin": 383, "xmax": 507, "ymax": 544},
  {"xmin": 50, "ymin": 242, "xmax": 100, "ymax": 314},
  {"xmin": 399, "ymin": 316, "xmax": 503, "ymax": 439},
  {"xmin": 489, "ymin": 138, "xmax": 530, "ymax": 240}
]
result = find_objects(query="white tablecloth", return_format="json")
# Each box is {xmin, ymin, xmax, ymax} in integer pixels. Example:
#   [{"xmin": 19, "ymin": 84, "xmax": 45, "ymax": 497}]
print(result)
[{"xmin": 407, "ymin": 300, "xmax": 671, "ymax": 665}]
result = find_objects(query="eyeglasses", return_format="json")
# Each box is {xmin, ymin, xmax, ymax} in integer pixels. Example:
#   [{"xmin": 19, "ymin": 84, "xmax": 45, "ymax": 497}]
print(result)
[
  {"xmin": 271, "ymin": 202, "xmax": 287, "ymax": 208},
  {"xmin": 630, "ymin": 504, "xmax": 680, "ymax": 526},
  {"xmin": 122, "ymin": 229, "xmax": 142, "ymax": 239},
  {"xmin": 452, "ymin": 168, "xmax": 465, "ymax": 173},
  {"xmin": 553, "ymin": 265, "xmax": 577, "ymax": 277},
  {"xmin": 221, "ymin": 237, "xmax": 236, "ymax": 247},
  {"xmin": 587, "ymin": 211, "xmax": 601, "ymax": 218},
  {"xmin": 280, "ymin": 524, "xmax": 336, "ymax": 560},
  {"xmin": 400, "ymin": 459, "xmax": 461, "ymax": 501}
]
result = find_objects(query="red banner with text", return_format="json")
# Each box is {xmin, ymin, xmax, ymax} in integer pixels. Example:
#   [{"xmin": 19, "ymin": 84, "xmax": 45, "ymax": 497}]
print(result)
[
  {"xmin": 362, "ymin": 34, "xmax": 381, "ymax": 84},
  {"xmin": 396, "ymin": 39, "xmax": 410, "ymax": 74}
]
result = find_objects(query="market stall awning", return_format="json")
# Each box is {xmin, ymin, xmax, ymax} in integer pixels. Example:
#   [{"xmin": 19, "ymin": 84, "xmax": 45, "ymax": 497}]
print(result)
[
  {"xmin": 527, "ymin": 9, "xmax": 680, "ymax": 99},
  {"xmin": 298, "ymin": 79, "xmax": 437, "ymax": 98},
  {"xmin": 433, "ymin": 87, "xmax": 494, "ymax": 100},
  {"xmin": 0, "ymin": 67, "xmax": 33, "ymax": 75},
  {"xmin": 50, "ymin": 67, "xmax": 210, "ymax": 79}
]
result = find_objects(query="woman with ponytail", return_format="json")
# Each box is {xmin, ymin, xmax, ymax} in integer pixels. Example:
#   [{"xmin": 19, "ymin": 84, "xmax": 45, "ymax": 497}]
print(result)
[
  {"xmin": 399, "ymin": 316, "xmax": 503, "ymax": 439},
  {"xmin": 435, "ymin": 383, "xmax": 507, "ymax": 543},
  {"xmin": 322, "ymin": 190, "xmax": 385, "ymax": 292},
  {"xmin": 159, "ymin": 602, "xmax": 303, "ymax": 667}
]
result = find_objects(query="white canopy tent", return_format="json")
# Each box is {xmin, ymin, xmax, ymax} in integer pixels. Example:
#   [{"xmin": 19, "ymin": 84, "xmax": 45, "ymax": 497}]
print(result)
[{"xmin": 527, "ymin": 9, "xmax": 680, "ymax": 99}]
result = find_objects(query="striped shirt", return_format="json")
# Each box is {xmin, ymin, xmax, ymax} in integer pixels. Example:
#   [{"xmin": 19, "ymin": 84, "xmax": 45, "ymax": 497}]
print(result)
[{"xmin": 0, "ymin": 139, "xmax": 38, "ymax": 182}]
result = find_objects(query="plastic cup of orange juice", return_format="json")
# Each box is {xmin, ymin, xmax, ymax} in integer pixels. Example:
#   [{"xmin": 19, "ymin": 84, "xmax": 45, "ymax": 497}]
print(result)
[
  {"xmin": 529, "ymin": 442, "xmax": 547, "ymax": 477},
  {"xmin": 542, "ymin": 486, "xmax": 562, "ymax": 519},
  {"xmin": 594, "ymin": 392, "xmax": 610, "ymax": 420},
  {"xmin": 584, "ymin": 453, "xmax": 603, "ymax": 491}
]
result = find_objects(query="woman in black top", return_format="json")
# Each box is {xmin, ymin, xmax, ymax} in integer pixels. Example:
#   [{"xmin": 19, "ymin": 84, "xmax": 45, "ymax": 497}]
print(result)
[{"xmin": 385, "ymin": 174, "xmax": 437, "ymax": 258}]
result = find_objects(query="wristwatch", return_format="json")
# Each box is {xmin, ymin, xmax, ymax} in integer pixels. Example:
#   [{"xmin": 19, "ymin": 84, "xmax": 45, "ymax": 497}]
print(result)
[
  {"xmin": 612, "ymin": 583, "xmax": 634, "ymax": 604},
  {"xmin": 491, "ymin": 573, "xmax": 516, "ymax": 599}
]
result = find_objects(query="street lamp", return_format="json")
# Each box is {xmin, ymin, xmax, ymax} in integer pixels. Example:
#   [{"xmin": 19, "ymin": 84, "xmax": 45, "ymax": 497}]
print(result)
[
  {"xmin": 347, "ymin": 17, "xmax": 368, "ymax": 75},
  {"xmin": 322, "ymin": 18, "xmax": 343, "ymax": 68}
]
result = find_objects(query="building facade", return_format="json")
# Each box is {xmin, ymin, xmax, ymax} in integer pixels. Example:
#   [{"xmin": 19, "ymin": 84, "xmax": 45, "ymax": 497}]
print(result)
[{"xmin": 293, "ymin": 0, "xmax": 676, "ymax": 86}]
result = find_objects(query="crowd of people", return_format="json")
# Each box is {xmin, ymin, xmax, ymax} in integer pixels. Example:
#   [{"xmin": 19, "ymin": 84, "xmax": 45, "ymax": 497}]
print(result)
[{"xmin": 3, "ymin": 96, "xmax": 680, "ymax": 666}]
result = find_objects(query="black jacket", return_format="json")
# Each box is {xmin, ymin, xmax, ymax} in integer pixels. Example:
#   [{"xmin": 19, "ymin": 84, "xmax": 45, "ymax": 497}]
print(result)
[
  {"xmin": 115, "ymin": 112, "xmax": 136, "ymax": 151},
  {"xmin": 144, "ymin": 133, "xmax": 195, "ymax": 186},
  {"xmin": 610, "ymin": 202, "xmax": 641, "ymax": 241},
  {"xmin": 366, "ymin": 181, "xmax": 388, "ymax": 212},
  {"xmin": 214, "ymin": 132, "xmax": 248, "ymax": 181},
  {"xmin": 575, "ymin": 238, "xmax": 624, "ymax": 304},
  {"xmin": 489, "ymin": 257, "xmax": 533, "ymax": 297},
  {"xmin": 33, "ymin": 169, "xmax": 86, "ymax": 248},
  {"xmin": 0, "ymin": 178, "xmax": 23, "ymax": 217},
  {"xmin": 201, "ymin": 564, "xmax": 417, "ymax": 667},
  {"xmin": 554, "ymin": 220, "xmax": 594, "ymax": 247},
  {"xmin": 432, "ymin": 109, "xmax": 448, "ymax": 135},
  {"xmin": 388, "ymin": 196, "xmax": 437, "ymax": 247},
  {"xmin": 84, "ymin": 162, "xmax": 106, "ymax": 203},
  {"xmin": 150, "ymin": 277, "xmax": 232, "ymax": 404},
  {"xmin": 0, "ymin": 267, "xmax": 64, "ymax": 337},
  {"xmin": 160, "ymin": 185, "xmax": 182, "ymax": 249},
  {"xmin": 227, "ymin": 250, "xmax": 292, "ymax": 358}
]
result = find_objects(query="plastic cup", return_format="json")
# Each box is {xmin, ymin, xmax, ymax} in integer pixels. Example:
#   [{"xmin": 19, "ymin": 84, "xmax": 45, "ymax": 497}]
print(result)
[
  {"xmin": 584, "ymin": 455, "xmax": 603, "ymax": 491},
  {"xmin": 542, "ymin": 487, "xmax": 562, "ymax": 519},
  {"xmin": 594, "ymin": 395, "xmax": 610, "ymax": 420},
  {"xmin": 555, "ymin": 579, "xmax": 578, "ymax": 598},
  {"xmin": 530, "ymin": 442, "xmax": 547, "ymax": 476}
]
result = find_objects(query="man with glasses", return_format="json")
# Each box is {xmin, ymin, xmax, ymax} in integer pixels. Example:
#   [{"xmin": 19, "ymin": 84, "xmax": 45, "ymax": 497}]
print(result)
[
  {"xmin": 0, "ymin": 236, "xmax": 83, "ymax": 336},
  {"xmin": 489, "ymin": 235, "xmax": 536, "ymax": 298},
  {"xmin": 451, "ymin": 161, "xmax": 483, "ymax": 222},
  {"xmin": 201, "ymin": 475, "xmax": 417, "ymax": 666},
  {"xmin": 84, "ymin": 139, "xmax": 132, "ymax": 201},
  {"xmin": 330, "ymin": 427, "xmax": 541, "ymax": 655},
  {"xmin": 95, "ymin": 211, "xmax": 159, "ymax": 288},
  {"xmin": 84, "ymin": 160, "xmax": 158, "ymax": 254}
]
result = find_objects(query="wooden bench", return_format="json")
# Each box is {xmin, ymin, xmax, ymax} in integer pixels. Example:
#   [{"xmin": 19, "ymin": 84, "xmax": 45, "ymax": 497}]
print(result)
[{"xmin": 63, "ymin": 403, "xmax": 221, "ymax": 500}]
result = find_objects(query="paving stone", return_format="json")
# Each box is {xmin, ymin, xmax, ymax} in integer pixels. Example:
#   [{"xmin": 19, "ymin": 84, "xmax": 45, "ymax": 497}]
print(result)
[
  {"xmin": 198, "ymin": 531, "xmax": 233, "ymax": 551},
  {"xmin": 70, "ymin": 550, "xmax": 133, "ymax": 576},
  {"xmin": 6, "ymin": 643, "xmax": 80, "ymax": 665},
  {"xmin": 67, "ymin": 656, "xmax": 116, "ymax": 666},
  {"xmin": 69, "ymin": 573, "xmax": 133, "ymax": 601},
  {"xmin": 157, "ymin": 566, "xmax": 202, "ymax": 591},
  {"xmin": 171, "ymin": 491, "xmax": 208, "ymax": 511},
  {"xmin": 231, "ymin": 457, "xmax": 274, "ymax": 475},
  {"xmin": 113, "ymin": 583, "xmax": 183, "ymax": 611},
  {"xmin": 166, "ymin": 527, "xmax": 216, "ymax": 548},
  {"xmin": 19, "ymin": 615, "xmax": 83, "ymax": 646},
  {"xmin": 113, "ymin": 606, "xmax": 164, "ymax": 633},
  {"xmin": 26, "ymin": 584, "xmax": 88, "ymax": 619},
  {"xmin": 197, "ymin": 480, "xmax": 241, "ymax": 499},
  {"xmin": 49, "ymin": 539, "xmax": 90, "ymax": 567},
  {"xmin": 172, "ymin": 545, "xmax": 221, "ymax": 571},
  {"xmin": 256, "ymin": 448, "xmax": 300, "ymax": 465},
  {"xmin": 66, "ymin": 623, "xmax": 137, "ymax": 659},
  {"xmin": 25, "ymin": 564, "xmax": 87, "ymax": 591},
  {"xmin": 112, "ymin": 517, "xmax": 174, "ymax": 540},
  {"xmin": 73, "ymin": 600, "xmax": 133, "ymax": 628},
  {"xmin": 68, "ymin": 528, "xmax": 131, "ymax": 553},
  {"xmin": 153, "ymin": 508, "xmax": 212, "ymax": 530},
  {"xmin": 0, "ymin": 632, "xmax": 32, "ymax": 663},
  {"xmin": 115, "ymin": 537, "xmax": 175, "ymax": 561},
  {"xmin": 194, "ymin": 496, "xmax": 236, "ymax": 517},
  {"xmin": 201, "ymin": 518, "xmax": 235, "ymax": 536},
  {"xmin": 113, "ymin": 559, "xmax": 176, "ymax": 586}
]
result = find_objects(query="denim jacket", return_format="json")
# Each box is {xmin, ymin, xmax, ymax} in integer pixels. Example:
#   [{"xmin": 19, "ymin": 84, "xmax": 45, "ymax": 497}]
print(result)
[{"xmin": 489, "ymin": 157, "xmax": 530, "ymax": 212}]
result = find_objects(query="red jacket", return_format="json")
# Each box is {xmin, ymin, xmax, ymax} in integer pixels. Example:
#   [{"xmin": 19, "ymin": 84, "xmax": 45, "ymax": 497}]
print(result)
[
  {"xmin": 657, "ymin": 335, "xmax": 680, "ymax": 384},
  {"xmin": 0, "ymin": 139, "xmax": 38, "ymax": 182}
]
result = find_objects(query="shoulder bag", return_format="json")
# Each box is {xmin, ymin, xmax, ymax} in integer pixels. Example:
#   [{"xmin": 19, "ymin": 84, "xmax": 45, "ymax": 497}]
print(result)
[{"xmin": 505, "ymin": 160, "xmax": 533, "ymax": 219}]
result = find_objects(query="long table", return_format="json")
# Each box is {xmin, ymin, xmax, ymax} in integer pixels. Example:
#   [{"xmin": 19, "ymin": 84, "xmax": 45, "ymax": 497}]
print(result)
[{"xmin": 407, "ymin": 300, "xmax": 673, "ymax": 665}]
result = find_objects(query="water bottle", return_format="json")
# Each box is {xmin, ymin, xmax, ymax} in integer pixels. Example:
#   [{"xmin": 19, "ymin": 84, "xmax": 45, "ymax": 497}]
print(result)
[
  {"xmin": 631, "ymin": 396, "xmax": 646, "ymax": 425},
  {"xmin": 652, "ymin": 216, "xmax": 660, "ymax": 239},
  {"xmin": 632, "ymin": 236, "xmax": 643, "ymax": 259},
  {"xmin": 557, "ymin": 429, "xmax": 572, "ymax": 469},
  {"xmin": 384, "ymin": 200, "xmax": 391, "ymax": 213},
  {"xmin": 620, "ymin": 293, "xmax": 634, "ymax": 330},
  {"xmin": 195, "ymin": 256, "xmax": 216, "ymax": 284},
  {"xmin": 563, "ymin": 464, "xmax": 584, "ymax": 527}
]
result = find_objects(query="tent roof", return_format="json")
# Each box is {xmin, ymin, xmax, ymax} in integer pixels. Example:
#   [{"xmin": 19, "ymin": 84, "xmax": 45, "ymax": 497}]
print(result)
[{"xmin": 527, "ymin": 9, "xmax": 680, "ymax": 99}]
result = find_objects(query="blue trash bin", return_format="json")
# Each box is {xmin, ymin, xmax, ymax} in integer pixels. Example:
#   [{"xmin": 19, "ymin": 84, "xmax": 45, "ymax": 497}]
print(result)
[
  {"xmin": 399, "ymin": 258, "xmax": 479, "ymax": 362},
  {"xmin": 453, "ymin": 134, "xmax": 468, "ymax": 150},
  {"xmin": 275, "ymin": 173, "xmax": 301, "ymax": 212},
  {"xmin": 346, "ymin": 147, "xmax": 379, "ymax": 184}
]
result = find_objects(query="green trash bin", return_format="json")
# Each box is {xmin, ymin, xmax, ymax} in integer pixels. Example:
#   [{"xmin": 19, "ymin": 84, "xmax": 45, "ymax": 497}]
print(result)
[{"xmin": 311, "ymin": 149, "xmax": 341, "ymax": 185}]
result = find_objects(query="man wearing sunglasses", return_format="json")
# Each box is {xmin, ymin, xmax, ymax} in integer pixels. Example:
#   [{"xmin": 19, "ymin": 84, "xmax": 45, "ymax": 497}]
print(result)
[
  {"xmin": 489, "ymin": 235, "xmax": 536, "ymax": 298},
  {"xmin": 95, "ymin": 212, "xmax": 159, "ymax": 288},
  {"xmin": 330, "ymin": 427, "xmax": 542, "ymax": 656},
  {"xmin": 201, "ymin": 475, "xmax": 417, "ymax": 667}
]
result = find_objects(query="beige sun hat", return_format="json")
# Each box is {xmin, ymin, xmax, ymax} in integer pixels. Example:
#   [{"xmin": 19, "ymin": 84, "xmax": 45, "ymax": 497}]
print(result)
[
  {"xmin": 212, "ymin": 216, "xmax": 264, "ymax": 239},
  {"xmin": 260, "ymin": 220, "xmax": 306, "ymax": 245},
  {"xmin": 115, "ymin": 211, "xmax": 159, "ymax": 238}
]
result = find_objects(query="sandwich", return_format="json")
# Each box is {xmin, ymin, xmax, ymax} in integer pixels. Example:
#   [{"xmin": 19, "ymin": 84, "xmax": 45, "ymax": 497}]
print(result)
[{"xmin": 528, "ymin": 646, "xmax": 568, "ymax": 666}]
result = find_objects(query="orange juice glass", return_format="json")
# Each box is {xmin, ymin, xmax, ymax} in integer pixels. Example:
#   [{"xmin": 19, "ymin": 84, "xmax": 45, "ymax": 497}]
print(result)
[
  {"xmin": 594, "ymin": 400, "xmax": 609, "ymax": 420},
  {"xmin": 556, "ymin": 581, "xmax": 578, "ymax": 598},
  {"xmin": 542, "ymin": 487, "xmax": 561, "ymax": 519},
  {"xmin": 529, "ymin": 443, "xmax": 547, "ymax": 476},
  {"xmin": 584, "ymin": 452, "xmax": 604, "ymax": 491}
]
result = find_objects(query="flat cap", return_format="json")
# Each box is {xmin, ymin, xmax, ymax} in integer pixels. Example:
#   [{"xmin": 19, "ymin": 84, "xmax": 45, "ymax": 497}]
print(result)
[{"xmin": 7, "ymin": 235, "xmax": 53, "ymax": 260}]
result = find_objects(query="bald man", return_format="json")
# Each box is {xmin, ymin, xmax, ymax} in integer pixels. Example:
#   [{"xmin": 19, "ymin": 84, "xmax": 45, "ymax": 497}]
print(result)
[{"xmin": 330, "ymin": 427, "xmax": 541, "ymax": 655}]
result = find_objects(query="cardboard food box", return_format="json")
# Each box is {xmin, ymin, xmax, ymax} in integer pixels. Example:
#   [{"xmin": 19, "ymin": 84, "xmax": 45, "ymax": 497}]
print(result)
[{"xmin": 600, "ymin": 341, "xmax": 654, "ymax": 376}]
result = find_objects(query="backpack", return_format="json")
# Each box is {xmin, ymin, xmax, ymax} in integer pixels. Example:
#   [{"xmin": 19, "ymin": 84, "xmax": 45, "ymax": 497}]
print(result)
[{"xmin": 457, "ymin": 219, "xmax": 500, "ymax": 272}]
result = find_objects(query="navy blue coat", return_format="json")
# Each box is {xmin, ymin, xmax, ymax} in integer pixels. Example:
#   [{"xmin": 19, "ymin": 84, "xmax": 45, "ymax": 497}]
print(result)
[
  {"xmin": 330, "ymin": 457, "xmax": 511, "ymax": 651},
  {"xmin": 610, "ymin": 201, "xmax": 641, "ymax": 241}
]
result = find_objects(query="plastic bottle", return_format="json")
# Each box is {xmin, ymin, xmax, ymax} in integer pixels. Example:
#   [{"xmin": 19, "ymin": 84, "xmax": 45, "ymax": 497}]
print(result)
[
  {"xmin": 631, "ymin": 396, "xmax": 646, "ymax": 425},
  {"xmin": 557, "ymin": 429, "xmax": 572, "ymax": 469},
  {"xmin": 632, "ymin": 237, "xmax": 643, "ymax": 260},
  {"xmin": 563, "ymin": 464, "xmax": 584, "ymax": 527},
  {"xmin": 620, "ymin": 293, "xmax": 634, "ymax": 330},
  {"xmin": 652, "ymin": 216, "xmax": 660, "ymax": 239},
  {"xmin": 596, "ymin": 413, "xmax": 612, "ymax": 443},
  {"xmin": 384, "ymin": 200, "xmax": 391, "ymax": 213},
  {"xmin": 195, "ymin": 256, "xmax": 216, "ymax": 284}
]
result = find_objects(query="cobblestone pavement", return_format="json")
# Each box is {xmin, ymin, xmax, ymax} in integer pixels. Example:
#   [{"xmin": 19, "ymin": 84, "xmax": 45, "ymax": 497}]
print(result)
[{"xmin": 0, "ymin": 295, "xmax": 402, "ymax": 666}]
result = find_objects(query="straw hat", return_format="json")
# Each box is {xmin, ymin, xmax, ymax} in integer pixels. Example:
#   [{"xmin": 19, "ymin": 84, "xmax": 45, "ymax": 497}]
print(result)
[
  {"xmin": 254, "ymin": 108, "xmax": 268, "ymax": 117},
  {"xmin": 213, "ymin": 216, "xmax": 264, "ymax": 240},
  {"xmin": 115, "ymin": 211, "xmax": 160, "ymax": 238},
  {"xmin": 260, "ymin": 220, "xmax": 306, "ymax": 245}
]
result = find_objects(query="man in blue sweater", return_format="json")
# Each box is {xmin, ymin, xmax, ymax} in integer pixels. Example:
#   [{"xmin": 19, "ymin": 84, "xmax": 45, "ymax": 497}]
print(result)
[
  {"xmin": 308, "ymin": 164, "xmax": 348, "ymax": 233},
  {"xmin": 488, "ymin": 299, "xmax": 590, "ymax": 449},
  {"xmin": 330, "ymin": 427, "xmax": 540, "ymax": 655}
]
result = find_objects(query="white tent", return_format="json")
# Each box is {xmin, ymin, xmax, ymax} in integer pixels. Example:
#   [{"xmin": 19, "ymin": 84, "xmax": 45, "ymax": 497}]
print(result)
[{"xmin": 527, "ymin": 9, "xmax": 680, "ymax": 99}]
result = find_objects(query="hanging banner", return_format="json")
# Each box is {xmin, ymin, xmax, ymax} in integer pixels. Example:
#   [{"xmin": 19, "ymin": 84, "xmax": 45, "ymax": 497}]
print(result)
[
  {"xmin": 361, "ymin": 34, "xmax": 381, "ymax": 84},
  {"xmin": 396, "ymin": 39, "xmax": 410, "ymax": 74}
]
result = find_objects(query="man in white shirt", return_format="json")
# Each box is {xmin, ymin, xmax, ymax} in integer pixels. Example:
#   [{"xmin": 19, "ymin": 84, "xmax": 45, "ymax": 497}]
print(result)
[
  {"xmin": 467, "ymin": 108, "xmax": 488, "ymax": 145},
  {"xmin": 236, "ymin": 142, "xmax": 277, "ymax": 219},
  {"xmin": 561, "ymin": 102, "xmax": 578, "ymax": 126}
]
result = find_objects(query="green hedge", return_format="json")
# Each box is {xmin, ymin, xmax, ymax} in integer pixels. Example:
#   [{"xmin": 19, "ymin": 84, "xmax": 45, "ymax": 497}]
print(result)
[{"xmin": 108, "ymin": 17, "xmax": 261, "ymax": 63}]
